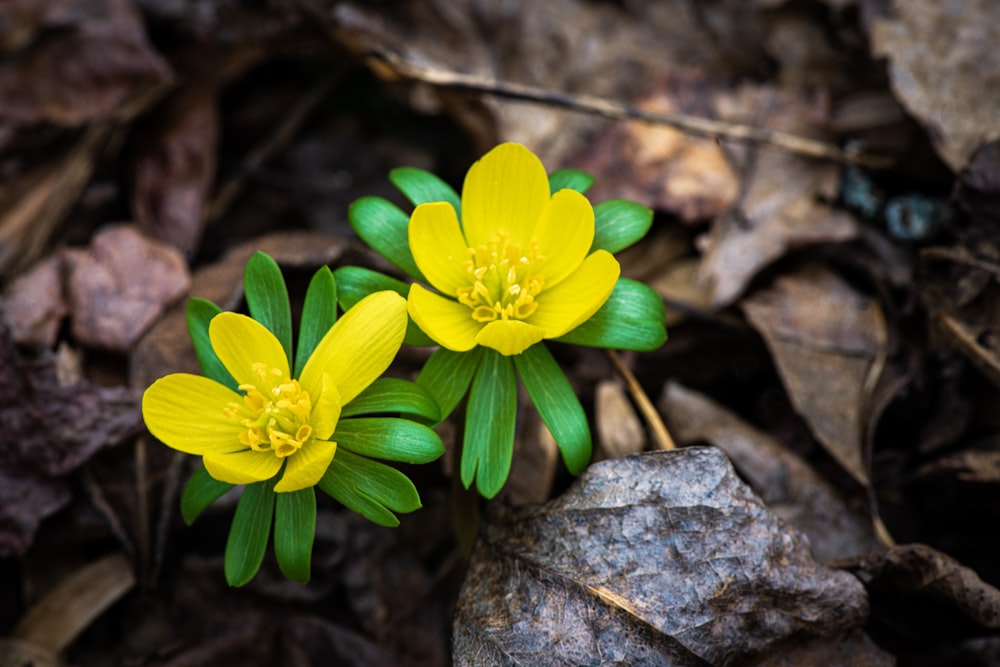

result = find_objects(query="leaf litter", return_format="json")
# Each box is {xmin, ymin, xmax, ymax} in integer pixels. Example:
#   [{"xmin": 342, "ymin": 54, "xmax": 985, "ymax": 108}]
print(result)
[{"xmin": 2, "ymin": 0, "xmax": 1000, "ymax": 664}]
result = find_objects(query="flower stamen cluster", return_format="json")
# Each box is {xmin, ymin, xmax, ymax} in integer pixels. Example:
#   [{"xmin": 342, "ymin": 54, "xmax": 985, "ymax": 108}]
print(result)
[
  {"xmin": 457, "ymin": 232, "xmax": 546, "ymax": 323},
  {"xmin": 224, "ymin": 362, "xmax": 314, "ymax": 458}
]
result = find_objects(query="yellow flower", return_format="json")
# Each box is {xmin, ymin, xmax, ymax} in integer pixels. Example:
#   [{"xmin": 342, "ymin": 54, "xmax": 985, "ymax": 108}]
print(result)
[
  {"xmin": 142, "ymin": 291, "xmax": 407, "ymax": 492},
  {"xmin": 407, "ymin": 143, "xmax": 621, "ymax": 356}
]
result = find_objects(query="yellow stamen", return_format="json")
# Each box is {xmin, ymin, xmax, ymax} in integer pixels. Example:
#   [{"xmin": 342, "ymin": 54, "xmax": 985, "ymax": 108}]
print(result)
[
  {"xmin": 457, "ymin": 232, "xmax": 545, "ymax": 322},
  {"xmin": 225, "ymin": 364, "xmax": 314, "ymax": 458}
]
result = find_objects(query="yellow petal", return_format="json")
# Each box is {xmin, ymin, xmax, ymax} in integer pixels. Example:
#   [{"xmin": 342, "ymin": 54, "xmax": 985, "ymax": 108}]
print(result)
[
  {"xmin": 274, "ymin": 439, "xmax": 337, "ymax": 492},
  {"xmin": 203, "ymin": 449, "xmax": 283, "ymax": 485},
  {"xmin": 407, "ymin": 283, "xmax": 480, "ymax": 351},
  {"xmin": 210, "ymin": 312, "xmax": 289, "ymax": 389},
  {"xmin": 461, "ymin": 143, "xmax": 549, "ymax": 247},
  {"xmin": 142, "ymin": 374, "xmax": 246, "ymax": 455},
  {"xmin": 533, "ymin": 189, "xmax": 594, "ymax": 289},
  {"xmin": 528, "ymin": 250, "xmax": 621, "ymax": 338},
  {"xmin": 409, "ymin": 202, "xmax": 470, "ymax": 295},
  {"xmin": 311, "ymin": 373, "xmax": 341, "ymax": 441},
  {"xmin": 300, "ymin": 291, "xmax": 406, "ymax": 405},
  {"xmin": 475, "ymin": 320, "xmax": 546, "ymax": 356}
]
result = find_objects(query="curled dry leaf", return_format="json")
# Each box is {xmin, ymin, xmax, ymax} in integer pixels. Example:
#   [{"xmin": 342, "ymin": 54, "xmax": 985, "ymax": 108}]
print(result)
[
  {"xmin": 659, "ymin": 381, "xmax": 881, "ymax": 562},
  {"xmin": 699, "ymin": 86, "xmax": 859, "ymax": 307},
  {"xmin": 869, "ymin": 0, "xmax": 1000, "ymax": 171},
  {"xmin": 65, "ymin": 225, "xmax": 190, "ymax": 352},
  {"xmin": 0, "ymin": 0, "xmax": 171, "ymax": 127},
  {"xmin": 837, "ymin": 544, "xmax": 1000, "ymax": 637},
  {"xmin": 453, "ymin": 447, "xmax": 868, "ymax": 666},
  {"xmin": 741, "ymin": 264, "xmax": 886, "ymax": 485}
]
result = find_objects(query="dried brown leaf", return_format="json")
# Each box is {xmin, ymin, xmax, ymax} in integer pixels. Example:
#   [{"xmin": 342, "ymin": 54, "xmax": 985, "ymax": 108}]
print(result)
[
  {"xmin": 746, "ymin": 629, "xmax": 894, "ymax": 667},
  {"xmin": 699, "ymin": 87, "xmax": 858, "ymax": 307},
  {"xmin": 659, "ymin": 381, "xmax": 881, "ymax": 562},
  {"xmin": 0, "ymin": 0, "xmax": 171, "ymax": 127},
  {"xmin": 838, "ymin": 543, "xmax": 1000, "ymax": 633},
  {"xmin": 65, "ymin": 225, "xmax": 190, "ymax": 352},
  {"xmin": 1, "ymin": 255, "xmax": 67, "ymax": 347},
  {"xmin": 594, "ymin": 380, "xmax": 645, "ymax": 460},
  {"xmin": 741, "ymin": 265, "xmax": 885, "ymax": 485},
  {"xmin": 453, "ymin": 447, "xmax": 868, "ymax": 666},
  {"xmin": 131, "ymin": 84, "xmax": 219, "ymax": 256},
  {"xmin": 0, "ymin": 473, "xmax": 71, "ymax": 558},
  {"xmin": 870, "ymin": 0, "xmax": 1000, "ymax": 171}
]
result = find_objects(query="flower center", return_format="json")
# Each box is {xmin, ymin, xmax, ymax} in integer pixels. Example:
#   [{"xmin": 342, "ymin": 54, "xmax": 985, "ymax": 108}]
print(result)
[
  {"xmin": 224, "ymin": 362, "xmax": 313, "ymax": 458},
  {"xmin": 456, "ymin": 232, "xmax": 546, "ymax": 323}
]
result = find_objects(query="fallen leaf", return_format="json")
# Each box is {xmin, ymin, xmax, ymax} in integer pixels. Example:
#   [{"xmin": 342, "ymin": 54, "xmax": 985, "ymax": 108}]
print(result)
[
  {"xmin": 956, "ymin": 140, "xmax": 1000, "ymax": 225},
  {"xmin": 0, "ymin": 0, "xmax": 171, "ymax": 127},
  {"xmin": 1, "ymin": 255, "xmax": 67, "ymax": 347},
  {"xmin": 741, "ymin": 265, "xmax": 886, "ymax": 485},
  {"xmin": 572, "ymin": 72, "xmax": 740, "ymax": 222},
  {"xmin": 594, "ymin": 380, "xmax": 645, "ymax": 460},
  {"xmin": 131, "ymin": 84, "xmax": 219, "ymax": 256},
  {"xmin": 699, "ymin": 87, "xmax": 859, "ymax": 307},
  {"xmin": 0, "ymin": 473, "xmax": 71, "ymax": 558},
  {"xmin": 506, "ymin": 412, "xmax": 559, "ymax": 506},
  {"xmin": 453, "ymin": 447, "xmax": 868, "ymax": 665},
  {"xmin": 746, "ymin": 629, "xmax": 894, "ymax": 667},
  {"xmin": 659, "ymin": 381, "xmax": 882, "ymax": 561},
  {"xmin": 869, "ymin": 0, "xmax": 1000, "ymax": 171},
  {"xmin": 65, "ymin": 224, "xmax": 190, "ymax": 352},
  {"xmin": 837, "ymin": 544, "xmax": 1000, "ymax": 639}
]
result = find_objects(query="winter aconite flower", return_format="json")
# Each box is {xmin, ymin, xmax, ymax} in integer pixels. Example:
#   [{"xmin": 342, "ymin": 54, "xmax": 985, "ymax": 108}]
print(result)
[
  {"xmin": 143, "ymin": 291, "xmax": 406, "ymax": 492},
  {"xmin": 142, "ymin": 253, "xmax": 444, "ymax": 586},
  {"xmin": 407, "ymin": 143, "xmax": 620, "ymax": 356},
  {"xmin": 340, "ymin": 143, "xmax": 666, "ymax": 498}
]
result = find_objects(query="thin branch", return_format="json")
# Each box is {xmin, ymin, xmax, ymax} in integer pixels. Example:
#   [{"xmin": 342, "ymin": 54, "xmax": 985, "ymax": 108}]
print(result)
[
  {"xmin": 367, "ymin": 49, "xmax": 892, "ymax": 169},
  {"xmin": 607, "ymin": 350, "xmax": 676, "ymax": 451}
]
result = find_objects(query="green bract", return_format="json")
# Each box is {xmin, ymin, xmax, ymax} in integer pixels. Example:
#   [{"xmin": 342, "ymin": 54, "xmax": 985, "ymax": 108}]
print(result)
[
  {"xmin": 149, "ymin": 251, "xmax": 443, "ymax": 587},
  {"xmin": 343, "ymin": 143, "xmax": 667, "ymax": 499}
]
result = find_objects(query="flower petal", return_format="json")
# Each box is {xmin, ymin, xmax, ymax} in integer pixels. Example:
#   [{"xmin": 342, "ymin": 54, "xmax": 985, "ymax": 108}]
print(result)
[
  {"xmin": 461, "ymin": 143, "xmax": 549, "ymax": 248},
  {"xmin": 407, "ymin": 284, "xmax": 480, "ymax": 352},
  {"xmin": 275, "ymin": 439, "xmax": 337, "ymax": 492},
  {"xmin": 143, "ymin": 374, "xmax": 246, "ymax": 455},
  {"xmin": 533, "ymin": 189, "xmax": 594, "ymax": 288},
  {"xmin": 409, "ymin": 202, "xmax": 470, "ymax": 295},
  {"xmin": 210, "ymin": 312, "xmax": 289, "ymax": 389},
  {"xmin": 300, "ymin": 290, "xmax": 406, "ymax": 405},
  {"xmin": 311, "ymin": 373, "xmax": 342, "ymax": 441},
  {"xmin": 475, "ymin": 320, "xmax": 546, "ymax": 356},
  {"xmin": 528, "ymin": 250, "xmax": 621, "ymax": 338},
  {"xmin": 203, "ymin": 449, "xmax": 283, "ymax": 485}
]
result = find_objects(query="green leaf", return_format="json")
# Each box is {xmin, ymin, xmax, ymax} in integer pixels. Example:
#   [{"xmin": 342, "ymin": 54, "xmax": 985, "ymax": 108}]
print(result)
[
  {"xmin": 180, "ymin": 465, "xmax": 234, "ymax": 525},
  {"xmin": 389, "ymin": 167, "xmax": 461, "ymax": 215},
  {"xmin": 244, "ymin": 251, "xmax": 293, "ymax": 368},
  {"xmin": 294, "ymin": 266, "xmax": 337, "ymax": 377},
  {"xmin": 335, "ymin": 418, "xmax": 444, "ymax": 464},
  {"xmin": 224, "ymin": 477, "xmax": 276, "ymax": 587},
  {"xmin": 462, "ymin": 350, "xmax": 517, "ymax": 499},
  {"xmin": 417, "ymin": 346, "xmax": 483, "ymax": 421},
  {"xmin": 348, "ymin": 196, "xmax": 425, "ymax": 281},
  {"xmin": 556, "ymin": 278, "xmax": 666, "ymax": 351},
  {"xmin": 186, "ymin": 298, "xmax": 238, "ymax": 392},
  {"xmin": 319, "ymin": 449, "xmax": 422, "ymax": 527},
  {"xmin": 274, "ymin": 487, "xmax": 316, "ymax": 584},
  {"xmin": 341, "ymin": 377, "xmax": 441, "ymax": 423},
  {"xmin": 514, "ymin": 344, "xmax": 592, "ymax": 475},
  {"xmin": 333, "ymin": 266, "xmax": 435, "ymax": 347},
  {"xmin": 591, "ymin": 200, "xmax": 654, "ymax": 254},
  {"xmin": 549, "ymin": 168, "xmax": 595, "ymax": 195}
]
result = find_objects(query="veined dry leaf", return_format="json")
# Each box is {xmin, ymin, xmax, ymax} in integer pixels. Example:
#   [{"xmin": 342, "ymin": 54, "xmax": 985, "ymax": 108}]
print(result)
[
  {"xmin": 453, "ymin": 447, "xmax": 868, "ymax": 666},
  {"xmin": 659, "ymin": 381, "xmax": 881, "ymax": 561},
  {"xmin": 699, "ymin": 87, "xmax": 859, "ymax": 307},
  {"xmin": 869, "ymin": 0, "xmax": 1000, "ymax": 171},
  {"xmin": 65, "ymin": 225, "xmax": 190, "ymax": 352},
  {"xmin": 741, "ymin": 265, "xmax": 885, "ymax": 485}
]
